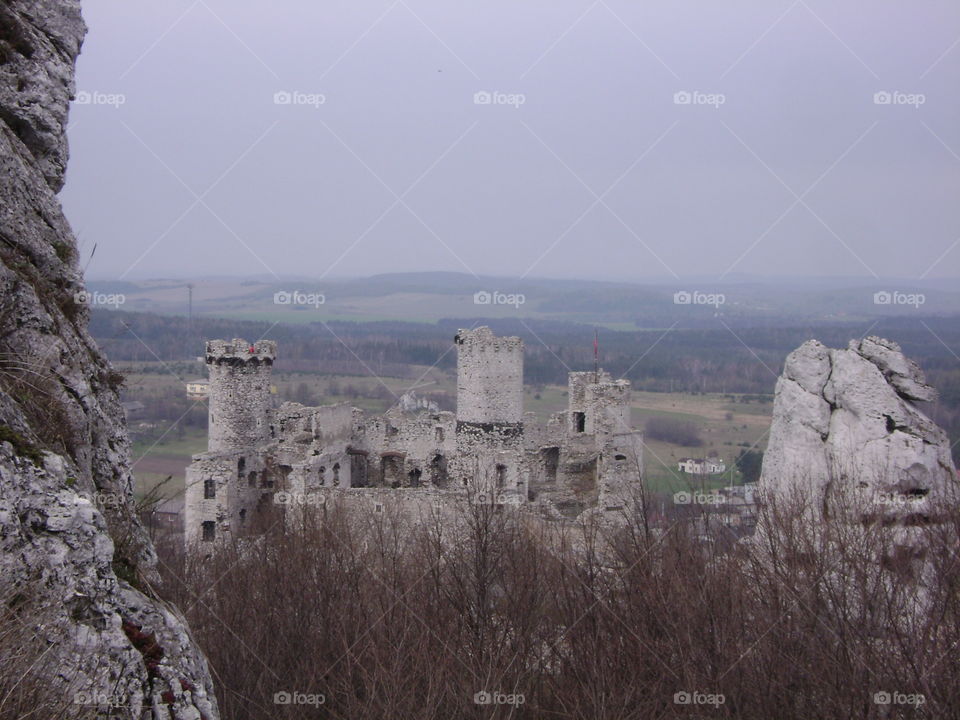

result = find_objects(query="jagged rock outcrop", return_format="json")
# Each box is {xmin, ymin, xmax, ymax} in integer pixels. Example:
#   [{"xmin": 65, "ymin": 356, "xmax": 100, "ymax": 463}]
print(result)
[
  {"xmin": 0, "ymin": 1, "xmax": 218, "ymax": 717},
  {"xmin": 760, "ymin": 336, "xmax": 958, "ymax": 523}
]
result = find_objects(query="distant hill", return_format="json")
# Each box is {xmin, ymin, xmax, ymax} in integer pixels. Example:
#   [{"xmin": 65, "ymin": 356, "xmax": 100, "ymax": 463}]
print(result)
[{"xmin": 86, "ymin": 272, "xmax": 960, "ymax": 328}]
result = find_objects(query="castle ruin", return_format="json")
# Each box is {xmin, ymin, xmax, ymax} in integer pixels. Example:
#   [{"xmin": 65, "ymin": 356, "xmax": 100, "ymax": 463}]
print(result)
[{"xmin": 185, "ymin": 328, "xmax": 643, "ymax": 545}]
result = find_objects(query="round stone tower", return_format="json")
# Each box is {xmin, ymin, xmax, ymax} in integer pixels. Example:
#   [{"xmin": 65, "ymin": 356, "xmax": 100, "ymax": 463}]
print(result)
[
  {"xmin": 454, "ymin": 326, "xmax": 524, "ymax": 425},
  {"xmin": 206, "ymin": 338, "xmax": 276, "ymax": 453}
]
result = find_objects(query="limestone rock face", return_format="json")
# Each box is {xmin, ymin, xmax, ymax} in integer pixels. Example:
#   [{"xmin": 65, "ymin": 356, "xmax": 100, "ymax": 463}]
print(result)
[
  {"xmin": 0, "ymin": 1, "xmax": 219, "ymax": 717},
  {"xmin": 761, "ymin": 337, "xmax": 958, "ymax": 522}
]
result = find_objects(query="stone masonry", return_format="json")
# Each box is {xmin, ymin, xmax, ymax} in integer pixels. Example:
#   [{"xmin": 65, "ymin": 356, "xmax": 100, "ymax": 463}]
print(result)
[{"xmin": 185, "ymin": 328, "xmax": 644, "ymax": 546}]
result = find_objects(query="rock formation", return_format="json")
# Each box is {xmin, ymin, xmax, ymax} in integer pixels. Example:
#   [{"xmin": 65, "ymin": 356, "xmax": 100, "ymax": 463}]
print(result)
[
  {"xmin": 760, "ymin": 336, "xmax": 958, "ymax": 524},
  {"xmin": 0, "ymin": 1, "xmax": 218, "ymax": 717}
]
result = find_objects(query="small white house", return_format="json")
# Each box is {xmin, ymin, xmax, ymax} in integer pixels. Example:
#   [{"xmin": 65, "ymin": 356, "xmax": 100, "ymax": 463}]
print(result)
[
  {"xmin": 677, "ymin": 457, "xmax": 726, "ymax": 475},
  {"xmin": 185, "ymin": 379, "xmax": 210, "ymax": 398}
]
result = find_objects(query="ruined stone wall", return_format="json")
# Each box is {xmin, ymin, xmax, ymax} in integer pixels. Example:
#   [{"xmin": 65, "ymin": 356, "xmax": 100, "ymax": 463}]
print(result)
[
  {"xmin": 567, "ymin": 371, "xmax": 631, "ymax": 437},
  {"xmin": 206, "ymin": 338, "xmax": 276, "ymax": 453},
  {"xmin": 359, "ymin": 410, "xmax": 457, "ymax": 488},
  {"xmin": 184, "ymin": 450, "xmax": 273, "ymax": 545},
  {"xmin": 597, "ymin": 433, "xmax": 644, "ymax": 512}
]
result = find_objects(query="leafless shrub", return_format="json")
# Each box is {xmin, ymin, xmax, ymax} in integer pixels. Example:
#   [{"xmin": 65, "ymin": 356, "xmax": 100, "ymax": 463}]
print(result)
[{"xmin": 157, "ymin": 491, "xmax": 960, "ymax": 719}]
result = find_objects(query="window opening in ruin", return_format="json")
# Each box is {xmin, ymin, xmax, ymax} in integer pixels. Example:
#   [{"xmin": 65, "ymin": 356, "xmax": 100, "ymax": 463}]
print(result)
[
  {"xmin": 496, "ymin": 464, "xmax": 507, "ymax": 488},
  {"xmin": 435, "ymin": 427, "xmax": 444, "ymax": 443},
  {"xmin": 430, "ymin": 454, "xmax": 449, "ymax": 488},
  {"xmin": 201, "ymin": 521, "xmax": 215, "ymax": 541},
  {"xmin": 542, "ymin": 447, "xmax": 559, "ymax": 482},
  {"xmin": 319, "ymin": 466, "xmax": 326, "ymax": 486},
  {"xmin": 238, "ymin": 457, "xmax": 245, "ymax": 475},
  {"xmin": 248, "ymin": 471, "xmax": 257, "ymax": 487},
  {"xmin": 332, "ymin": 463, "xmax": 341, "ymax": 486},
  {"xmin": 239, "ymin": 508, "xmax": 246, "ymax": 524},
  {"xmin": 203, "ymin": 479, "xmax": 216, "ymax": 499},
  {"xmin": 574, "ymin": 412, "xmax": 586, "ymax": 433},
  {"xmin": 408, "ymin": 468, "xmax": 422, "ymax": 487}
]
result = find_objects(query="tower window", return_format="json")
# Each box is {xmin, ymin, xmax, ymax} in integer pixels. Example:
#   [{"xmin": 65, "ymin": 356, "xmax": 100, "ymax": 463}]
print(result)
[
  {"xmin": 496, "ymin": 464, "xmax": 507, "ymax": 488},
  {"xmin": 574, "ymin": 412, "xmax": 586, "ymax": 433},
  {"xmin": 203, "ymin": 479, "xmax": 216, "ymax": 499},
  {"xmin": 201, "ymin": 521, "xmax": 215, "ymax": 542}
]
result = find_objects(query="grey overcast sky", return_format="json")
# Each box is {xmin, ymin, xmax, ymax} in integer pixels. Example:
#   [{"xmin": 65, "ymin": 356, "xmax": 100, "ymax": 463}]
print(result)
[{"xmin": 61, "ymin": 0, "xmax": 960, "ymax": 282}]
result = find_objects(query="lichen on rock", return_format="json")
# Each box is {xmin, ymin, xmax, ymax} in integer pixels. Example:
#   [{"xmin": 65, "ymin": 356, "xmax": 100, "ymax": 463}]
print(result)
[{"xmin": 0, "ymin": 1, "xmax": 219, "ymax": 717}]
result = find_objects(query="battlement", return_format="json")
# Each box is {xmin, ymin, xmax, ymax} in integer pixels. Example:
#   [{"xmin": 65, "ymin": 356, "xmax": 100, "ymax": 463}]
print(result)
[
  {"xmin": 206, "ymin": 338, "xmax": 276, "ymax": 453},
  {"xmin": 454, "ymin": 326, "xmax": 523, "ymax": 353},
  {"xmin": 206, "ymin": 338, "xmax": 276, "ymax": 366}
]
